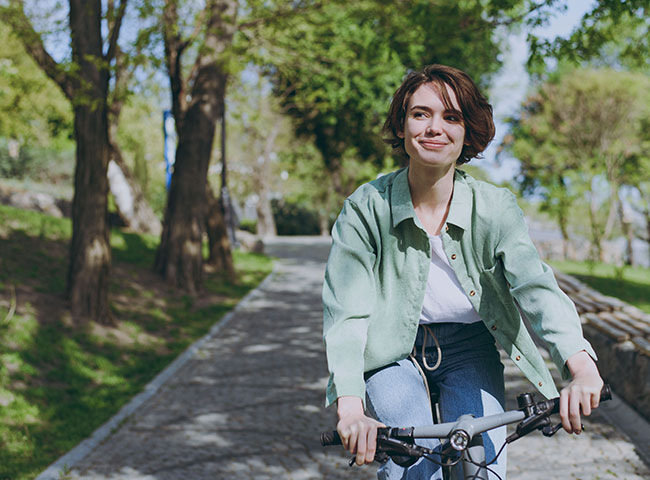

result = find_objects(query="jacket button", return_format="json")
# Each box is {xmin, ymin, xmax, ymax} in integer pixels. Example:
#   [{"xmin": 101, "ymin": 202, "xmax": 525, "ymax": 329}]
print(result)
[
  {"xmin": 451, "ymin": 254, "xmax": 457, "ymax": 260},
  {"xmin": 469, "ymin": 290, "xmax": 476, "ymax": 297},
  {"xmin": 515, "ymin": 355, "xmax": 521, "ymax": 361},
  {"xmin": 491, "ymin": 325, "xmax": 497, "ymax": 331},
  {"xmin": 538, "ymin": 382, "xmax": 543, "ymax": 387},
  {"xmin": 445, "ymin": 225, "xmax": 449, "ymax": 232}
]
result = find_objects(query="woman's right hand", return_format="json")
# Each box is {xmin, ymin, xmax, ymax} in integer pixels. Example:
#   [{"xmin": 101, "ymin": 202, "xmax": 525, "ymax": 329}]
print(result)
[{"xmin": 336, "ymin": 396, "xmax": 385, "ymax": 465}]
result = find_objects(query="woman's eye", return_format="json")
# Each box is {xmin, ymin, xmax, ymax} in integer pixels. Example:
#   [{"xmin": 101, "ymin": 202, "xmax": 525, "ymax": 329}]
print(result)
[{"xmin": 413, "ymin": 111, "xmax": 426, "ymax": 118}]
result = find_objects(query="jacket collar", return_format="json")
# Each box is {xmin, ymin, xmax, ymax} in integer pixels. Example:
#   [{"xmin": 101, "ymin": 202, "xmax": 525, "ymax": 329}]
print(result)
[{"xmin": 391, "ymin": 167, "xmax": 472, "ymax": 231}]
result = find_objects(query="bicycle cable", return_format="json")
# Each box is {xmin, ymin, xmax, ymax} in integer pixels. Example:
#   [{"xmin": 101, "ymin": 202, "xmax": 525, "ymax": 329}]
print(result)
[
  {"xmin": 421, "ymin": 451, "xmax": 463, "ymax": 468},
  {"xmin": 464, "ymin": 440, "xmax": 507, "ymax": 480}
]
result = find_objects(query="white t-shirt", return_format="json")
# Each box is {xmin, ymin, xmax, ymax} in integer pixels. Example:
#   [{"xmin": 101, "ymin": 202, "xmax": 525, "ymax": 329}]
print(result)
[{"xmin": 419, "ymin": 233, "xmax": 482, "ymax": 325}]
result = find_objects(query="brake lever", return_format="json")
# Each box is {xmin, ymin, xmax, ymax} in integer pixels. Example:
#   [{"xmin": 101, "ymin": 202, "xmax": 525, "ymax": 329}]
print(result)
[
  {"xmin": 347, "ymin": 436, "xmax": 424, "ymax": 468},
  {"xmin": 542, "ymin": 422, "xmax": 563, "ymax": 437},
  {"xmin": 542, "ymin": 422, "xmax": 585, "ymax": 437}
]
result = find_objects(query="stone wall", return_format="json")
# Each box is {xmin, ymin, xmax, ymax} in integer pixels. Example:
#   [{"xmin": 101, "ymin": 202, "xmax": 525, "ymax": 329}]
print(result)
[{"xmin": 555, "ymin": 271, "xmax": 650, "ymax": 420}]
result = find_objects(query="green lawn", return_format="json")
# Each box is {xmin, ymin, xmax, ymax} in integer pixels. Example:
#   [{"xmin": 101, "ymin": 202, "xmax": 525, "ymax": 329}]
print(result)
[
  {"xmin": 0, "ymin": 204, "xmax": 273, "ymax": 480},
  {"xmin": 549, "ymin": 260, "xmax": 650, "ymax": 313}
]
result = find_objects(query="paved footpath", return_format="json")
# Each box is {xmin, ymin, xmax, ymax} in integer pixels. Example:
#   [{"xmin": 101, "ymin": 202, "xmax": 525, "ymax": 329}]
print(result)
[{"xmin": 51, "ymin": 237, "xmax": 649, "ymax": 479}]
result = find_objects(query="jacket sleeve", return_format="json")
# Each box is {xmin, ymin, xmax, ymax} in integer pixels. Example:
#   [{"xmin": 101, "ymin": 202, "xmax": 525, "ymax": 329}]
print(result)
[
  {"xmin": 494, "ymin": 190, "xmax": 597, "ymax": 380},
  {"xmin": 322, "ymin": 199, "xmax": 378, "ymax": 407}
]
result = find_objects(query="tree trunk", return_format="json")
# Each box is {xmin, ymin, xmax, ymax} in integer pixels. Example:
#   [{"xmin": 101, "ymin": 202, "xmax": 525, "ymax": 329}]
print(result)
[
  {"xmin": 256, "ymin": 189, "xmax": 276, "ymax": 238},
  {"xmin": 588, "ymin": 190, "xmax": 604, "ymax": 262},
  {"xmin": 617, "ymin": 191, "xmax": 634, "ymax": 266},
  {"xmin": 67, "ymin": 0, "xmax": 112, "ymax": 323},
  {"xmin": 106, "ymin": 51, "xmax": 162, "ymax": 237},
  {"xmin": 156, "ymin": 0, "xmax": 237, "ymax": 294},
  {"xmin": 319, "ymin": 210, "xmax": 330, "ymax": 236},
  {"xmin": 557, "ymin": 207, "xmax": 570, "ymax": 260},
  {"xmin": 603, "ymin": 183, "xmax": 619, "ymax": 240},
  {"xmin": 645, "ymin": 209, "xmax": 650, "ymax": 265},
  {"xmin": 107, "ymin": 142, "xmax": 162, "ymax": 236},
  {"xmin": 254, "ymin": 123, "xmax": 280, "ymax": 238},
  {"xmin": 154, "ymin": 108, "xmax": 213, "ymax": 294},
  {"xmin": 205, "ymin": 185, "xmax": 235, "ymax": 278}
]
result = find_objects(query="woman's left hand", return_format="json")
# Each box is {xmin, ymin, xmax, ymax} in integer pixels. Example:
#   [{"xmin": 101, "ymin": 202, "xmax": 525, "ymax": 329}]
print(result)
[{"xmin": 559, "ymin": 350, "xmax": 604, "ymax": 434}]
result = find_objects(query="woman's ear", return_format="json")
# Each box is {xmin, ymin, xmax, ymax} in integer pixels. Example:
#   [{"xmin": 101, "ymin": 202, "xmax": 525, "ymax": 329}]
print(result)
[{"xmin": 397, "ymin": 130, "xmax": 404, "ymax": 139}]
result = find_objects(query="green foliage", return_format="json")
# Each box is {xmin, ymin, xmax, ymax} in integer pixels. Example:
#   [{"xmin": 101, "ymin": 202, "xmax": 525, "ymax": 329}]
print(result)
[
  {"xmin": 503, "ymin": 68, "xmax": 650, "ymax": 256},
  {"xmin": 0, "ymin": 22, "xmax": 73, "ymax": 149},
  {"xmin": 0, "ymin": 204, "xmax": 272, "ymax": 479},
  {"xmin": 550, "ymin": 260, "xmax": 650, "ymax": 313},
  {"xmin": 0, "ymin": 21, "xmax": 74, "ymax": 187},
  {"xmin": 529, "ymin": 0, "xmax": 650, "ymax": 72},
  {"xmin": 238, "ymin": 218, "xmax": 257, "ymax": 234},
  {"xmin": 238, "ymin": 0, "xmax": 543, "ymax": 225},
  {"xmin": 0, "ymin": 140, "xmax": 74, "ymax": 182},
  {"xmin": 260, "ymin": 0, "xmax": 512, "ymax": 171},
  {"xmin": 271, "ymin": 199, "xmax": 320, "ymax": 236},
  {"xmin": 115, "ymin": 89, "xmax": 167, "ymax": 217}
]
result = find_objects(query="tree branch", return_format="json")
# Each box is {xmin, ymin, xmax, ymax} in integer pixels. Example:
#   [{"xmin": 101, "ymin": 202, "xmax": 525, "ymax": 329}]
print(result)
[
  {"xmin": 238, "ymin": 0, "xmax": 325, "ymax": 30},
  {"xmin": 178, "ymin": 7, "xmax": 206, "ymax": 53},
  {"xmin": 106, "ymin": 0, "xmax": 128, "ymax": 62},
  {"xmin": 0, "ymin": 0, "xmax": 74, "ymax": 100},
  {"xmin": 162, "ymin": 0, "xmax": 188, "ymax": 129}
]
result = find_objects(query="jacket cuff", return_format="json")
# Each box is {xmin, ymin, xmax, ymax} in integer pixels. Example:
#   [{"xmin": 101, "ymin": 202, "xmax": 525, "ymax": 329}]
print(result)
[
  {"xmin": 325, "ymin": 374, "xmax": 367, "ymax": 409},
  {"xmin": 555, "ymin": 341, "xmax": 598, "ymax": 380}
]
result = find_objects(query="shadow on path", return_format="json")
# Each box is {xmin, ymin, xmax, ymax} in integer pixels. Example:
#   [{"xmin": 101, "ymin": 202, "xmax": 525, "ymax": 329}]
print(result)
[{"xmin": 71, "ymin": 236, "xmax": 374, "ymax": 479}]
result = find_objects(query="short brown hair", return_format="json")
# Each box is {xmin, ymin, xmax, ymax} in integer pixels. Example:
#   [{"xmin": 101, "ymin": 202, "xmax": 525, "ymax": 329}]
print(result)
[{"xmin": 383, "ymin": 64, "xmax": 495, "ymax": 165}]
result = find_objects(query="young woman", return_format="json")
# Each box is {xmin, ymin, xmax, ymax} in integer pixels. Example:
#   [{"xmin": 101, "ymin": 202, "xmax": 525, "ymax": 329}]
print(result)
[{"xmin": 322, "ymin": 64, "xmax": 603, "ymax": 480}]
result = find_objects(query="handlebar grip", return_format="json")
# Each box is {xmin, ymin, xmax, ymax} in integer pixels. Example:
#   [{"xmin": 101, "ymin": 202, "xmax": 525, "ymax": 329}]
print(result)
[
  {"xmin": 600, "ymin": 384, "xmax": 612, "ymax": 402},
  {"xmin": 549, "ymin": 384, "xmax": 612, "ymax": 414},
  {"xmin": 321, "ymin": 430, "xmax": 342, "ymax": 446}
]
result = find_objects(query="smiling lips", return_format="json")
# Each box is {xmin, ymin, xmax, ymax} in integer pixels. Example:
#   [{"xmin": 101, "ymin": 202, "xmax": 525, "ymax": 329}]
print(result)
[{"xmin": 418, "ymin": 139, "xmax": 448, "ymax": 148}]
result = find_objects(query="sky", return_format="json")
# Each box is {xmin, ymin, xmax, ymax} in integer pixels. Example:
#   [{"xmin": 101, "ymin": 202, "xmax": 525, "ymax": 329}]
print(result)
[{"xmin": 482, "ymin": 1, "xmax": 597, "ymax": 183}]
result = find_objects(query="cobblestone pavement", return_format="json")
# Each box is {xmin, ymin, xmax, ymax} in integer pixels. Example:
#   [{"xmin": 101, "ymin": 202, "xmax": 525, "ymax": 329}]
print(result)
[{"xmin": 65, "ymin": 237, "xmax": 649, "ymax": 479}]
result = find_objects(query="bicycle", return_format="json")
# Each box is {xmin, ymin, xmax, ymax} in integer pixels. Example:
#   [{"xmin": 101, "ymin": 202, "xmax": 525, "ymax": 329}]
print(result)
[{"xmin": 321, "ymin": 385, "xmax": 612, "ymax": 480}]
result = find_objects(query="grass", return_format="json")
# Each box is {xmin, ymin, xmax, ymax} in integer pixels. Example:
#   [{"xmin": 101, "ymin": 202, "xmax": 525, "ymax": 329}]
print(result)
[
  {"xmin": 549, "ymin": 260, "xmax": 650, "ymax": 313},
  {"xmin": 0, "ymin": 204, "xmax": 273, "ymax": 480}
]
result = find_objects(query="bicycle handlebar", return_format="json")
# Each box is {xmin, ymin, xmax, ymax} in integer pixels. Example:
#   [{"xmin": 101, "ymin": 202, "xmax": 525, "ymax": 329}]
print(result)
[{"xmin": 320, "ymin": 385, "xmax": 612, "ymax": 447}]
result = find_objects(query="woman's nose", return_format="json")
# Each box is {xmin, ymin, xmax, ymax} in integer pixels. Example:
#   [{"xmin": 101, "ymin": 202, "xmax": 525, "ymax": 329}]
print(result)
[{"xmin": 425, "ymin": 116, "xmax": 443, "ymax": 134}]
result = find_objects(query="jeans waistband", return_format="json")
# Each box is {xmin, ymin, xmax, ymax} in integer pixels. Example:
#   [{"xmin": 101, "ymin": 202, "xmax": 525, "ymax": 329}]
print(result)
[{"xmin": 413, "ymin": 321, "xmax": 492, "ymax": 348}]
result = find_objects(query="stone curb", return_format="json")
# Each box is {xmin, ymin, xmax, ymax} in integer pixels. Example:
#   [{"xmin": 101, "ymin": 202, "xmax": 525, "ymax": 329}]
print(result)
[{"xmin": 35, "ymin": 265, "xmax": 279, "ymax": 480}]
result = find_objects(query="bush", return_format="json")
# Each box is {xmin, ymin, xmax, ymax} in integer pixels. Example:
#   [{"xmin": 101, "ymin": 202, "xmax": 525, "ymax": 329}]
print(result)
[
  {"xmin": 0, "ymin": 139, "xmax": 74, "ymax": 183},
  {"xmin": 272, "ymin": 199, "xmax": 320, "ymax": 236},
  {"xmin": 239, "ymin": 218, "xmax": 257, "ymax": 234}
]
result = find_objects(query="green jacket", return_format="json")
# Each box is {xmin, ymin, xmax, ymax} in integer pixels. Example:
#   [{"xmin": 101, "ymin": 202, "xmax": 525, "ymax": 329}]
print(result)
[{"xmin": 323, "ymin": 167, "xmax": 596, "ymax": 408}]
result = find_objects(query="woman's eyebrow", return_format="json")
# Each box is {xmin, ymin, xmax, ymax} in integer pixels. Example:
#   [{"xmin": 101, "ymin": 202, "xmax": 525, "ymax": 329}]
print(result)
[{"xmin": 409, "ymin": 104, "xmax": 432, "ymax": 111}]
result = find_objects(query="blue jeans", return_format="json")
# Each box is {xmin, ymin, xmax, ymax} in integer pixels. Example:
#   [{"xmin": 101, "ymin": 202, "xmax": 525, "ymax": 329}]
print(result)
[{"xmin": 365, "ymin": 322, "xmax": 506, "ymax": 480}]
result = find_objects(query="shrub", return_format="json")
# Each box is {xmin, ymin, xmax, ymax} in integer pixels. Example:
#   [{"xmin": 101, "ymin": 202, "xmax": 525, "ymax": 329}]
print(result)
[{"xmin": 271, "ymin": 199, "xmax": 320, "ymax": 236}]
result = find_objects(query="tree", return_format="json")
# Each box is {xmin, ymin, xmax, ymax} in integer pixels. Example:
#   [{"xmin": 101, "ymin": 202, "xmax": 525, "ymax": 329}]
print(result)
[
  {"xmin": 223, "ymin": 75, "xmax": 295, "ymax": 238},
  {"xmin": 0, "ymin": 0, "xmax": 132, "ymax": 322},
  {"xmin": 257, "ymin": 0, "xmax": 547, "ymax": 224},
  {"xmin": 106, "ymin": 44, "xmax": 162, "ymax": 236},
  {"xmin": 154, "ymin": 0, "xmax": 237, "ymax": 294},
  {"xmin": 504, "ymin": 68, "xmax": 650, "ymax": 262},
  {"xmin": 529, "ymin": 0, "xmax": 650, "ymax": 72},
  {"xmin": 0, "ymin": 22, "xmax": 73, "ymax": 166},
  {"xmin": 153, "ymin": 0, "xmax": 327, "ymax": 290}
]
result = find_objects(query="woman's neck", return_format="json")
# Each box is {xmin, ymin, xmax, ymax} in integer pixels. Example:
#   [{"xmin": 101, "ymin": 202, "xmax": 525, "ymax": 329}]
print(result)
[{"xmin": 407, "ymin": 163, "xmax": 455, "ymax": 236}]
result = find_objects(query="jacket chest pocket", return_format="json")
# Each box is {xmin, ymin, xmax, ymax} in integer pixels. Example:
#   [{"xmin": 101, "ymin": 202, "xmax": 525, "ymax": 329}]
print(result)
[{"xmin": 479, "ymin": 261, "xmax": 509, "ymax": 303}]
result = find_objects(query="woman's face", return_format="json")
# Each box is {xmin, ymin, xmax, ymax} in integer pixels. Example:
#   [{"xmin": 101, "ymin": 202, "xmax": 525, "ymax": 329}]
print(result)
[{"xmin": 399, "ymin": 82, "xmax": 465, "ymax": 171}]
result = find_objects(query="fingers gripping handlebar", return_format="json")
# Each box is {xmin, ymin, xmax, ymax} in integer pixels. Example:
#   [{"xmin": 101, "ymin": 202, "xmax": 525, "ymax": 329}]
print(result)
[{"xmin": 321, "ymin": 385, "xmax": 613, "ymax": 449}]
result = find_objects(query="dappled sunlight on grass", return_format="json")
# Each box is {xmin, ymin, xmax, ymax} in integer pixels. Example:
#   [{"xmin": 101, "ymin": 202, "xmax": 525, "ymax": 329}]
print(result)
[{"xmin": 0, "ymin": 204, "xmax": 273, "ymax": 479}]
